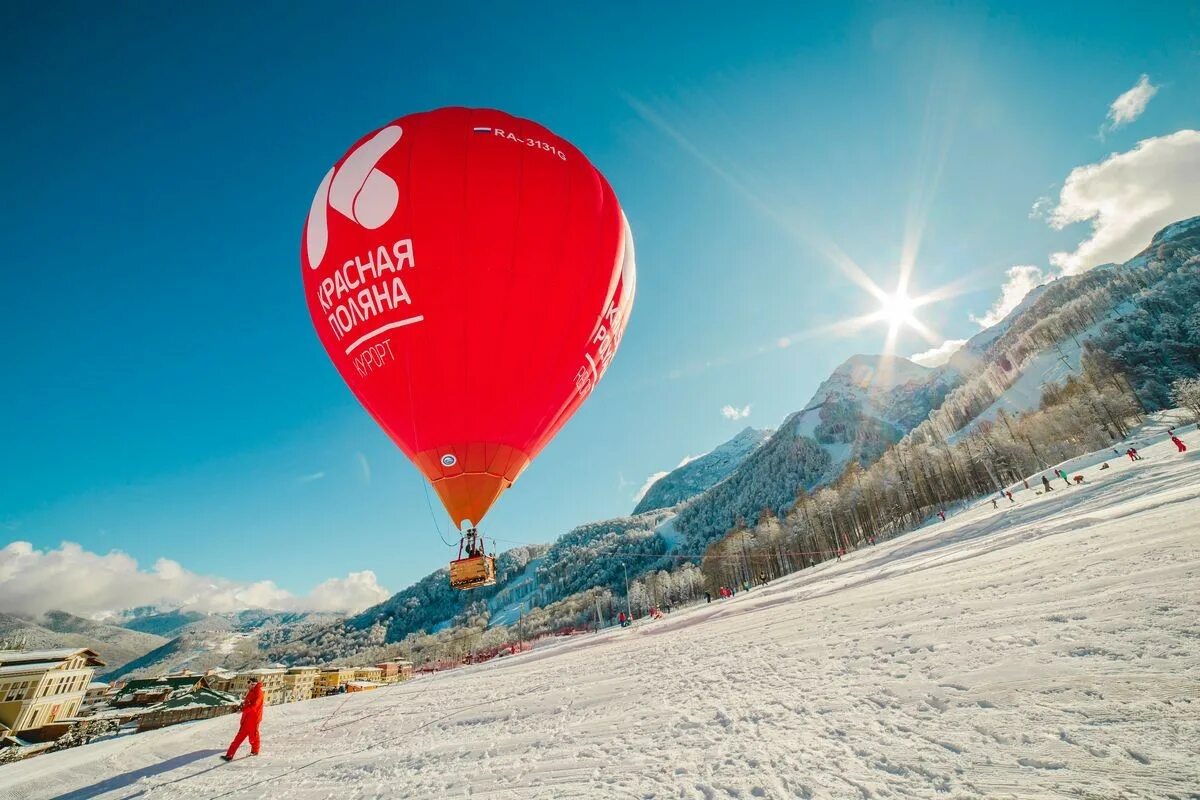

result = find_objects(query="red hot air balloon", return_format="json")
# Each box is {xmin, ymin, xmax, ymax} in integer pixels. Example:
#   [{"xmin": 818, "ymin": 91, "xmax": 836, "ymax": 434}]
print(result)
[{"xmin": 301, "ymin": 107, "xmax": 635, "ymax": 553}]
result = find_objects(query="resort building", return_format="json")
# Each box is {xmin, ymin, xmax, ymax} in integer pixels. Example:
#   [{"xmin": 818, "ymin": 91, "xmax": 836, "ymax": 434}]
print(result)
[
  {"xmin": 283, "ymin": 666, "xmax": 320, "ymax": 702},
  {"xmin": 353, "ymin": 667, "xmax": 383, "ymax": 684},
  {"xmin": 0, "ymin": 648, "xmax": 105, "ymax": 735},
  {"xmin": 316, "ymin": 667, "xmax": 356, "ymax": 696},
  {"xmin": 231, "ymin": 668, "xmax": 287, "ymax": 705},
  {"xmin": 375, "ymin": 660, "xmax": 414, "ymax": 682},
  {"xmin": 204, "ymin": 669, "xmax": 237, "ymax": 694},
  {"xmin": 136, "ymin": 687, "xmax": 240, "ymax": 732},
  {"xmin": 112, "ymin": 676, "xmax": 210, "ymax": 709}
]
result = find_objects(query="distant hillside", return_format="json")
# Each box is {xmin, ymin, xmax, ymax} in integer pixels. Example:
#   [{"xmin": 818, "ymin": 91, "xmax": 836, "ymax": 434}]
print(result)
[
  {"xmin": 907, "ymin": 215, "xmax": 1200, "ymax": 447},
  {"xmin": 634, "ymin": 427, "xmax": 772, "ymax": 514},
  {"xmin": 117, "ymin": 609, "xmax": 208, "ymax": 637},
  {"xmin": 107, "ymin": 610, "xmax": 342, "ymax": 679},
  {"xmin": 0, "ymin": 611, "xmax": 168, "ymax": 673},
  {"xmin": 673, "ymin": 353, "xmax": 957, "ymax": 551}
]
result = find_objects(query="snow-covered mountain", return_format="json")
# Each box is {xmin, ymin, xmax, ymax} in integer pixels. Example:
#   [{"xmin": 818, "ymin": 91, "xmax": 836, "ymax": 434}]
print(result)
[
  {"xmin": 671, "ymin": 353, "xmax": 958, "ymax": 551},
  {"xmin": 0, "ymin": 611, "xmax": 169, "ymax": 673},
  {"xmin": 911, "ymin": 215, "xmax": 1200, "ymax": 445},
  {"xmin": 108, "ymin": 610, "xmax": 342, "ymax": 679},
  {"xmin": 633, "ymin": 427, "xmax": 772, "ymax": 514}
]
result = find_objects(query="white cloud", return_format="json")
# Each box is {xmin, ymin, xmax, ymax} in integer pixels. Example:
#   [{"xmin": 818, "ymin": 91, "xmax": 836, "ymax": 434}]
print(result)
[
  {"xmin": 298, "ymin": 471, "xmax": 325, "ymax": 483},
  {"xmin": 302, "ymin": 571, "xmax": 390, "ymax": 613},
  {"xmin": 970, "ymin": 265, "xmax": 1047, "ymax": 328},
  {"xmin": 356, "ymin": 452, "xmax": 372, "ymax": 485},
  {"xmin": 1103, "ymin": 74, "xmax": 1158, "ymax": 132},
  {"xmin": 721, "ymin": 404, "xmax": 751, "ymax": 420},
  {"xmin": 1047, "ymin": 129, "xmax": 1200, "ymax": 274},
  {"xmin": 1029, "ymin": 195, "xmax": 1054, "ymax": 220},
  {"xmin": 0, "ymin": 541, "xmax": 390, "ymax": 618},
  {"xmin": 910, "ymin": 339, "xmax": 968, "ymax": 368}
]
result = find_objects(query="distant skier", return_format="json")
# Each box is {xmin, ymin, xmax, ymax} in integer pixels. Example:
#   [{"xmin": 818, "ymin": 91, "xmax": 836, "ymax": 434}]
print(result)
[
  {"xmin": 618, "ymin": 611, "xmax": 627, "ymax": 627},
  {"xmin": 705, "ymin": 591, "xmax": 712, "ymax": 604},
  {"xmin": 1041, "ymin": 475, "xmax": 1053, "ymax": 492},
  {"xmin": 1171, "ymin": 435, "xmax": 1187, "ymax": 453},
  {"xmin": 991, "ymin": 498, "xmax": 998, "ymax": 509},
  {"xmin": 937, "ymin": 510, "xmax": 946, "ymax": 522},
  {"xmin": 1005, "ymin": 490, "xmax": 1014, "ymax": 503},
  {"xmin": 222, "ymin": 676, "xmax": 263, "ymax": 761},
  {"xmin": 1126, "ymin": 449, "xmax": 1137, "ymax": 462},
  {"xmin": 1130, "ymin": 447, "xmax": 1143, "ymax": 460},
  {"xmin": 1058, "ymin": 469, "xmax": 1071, "ymax": 487}
]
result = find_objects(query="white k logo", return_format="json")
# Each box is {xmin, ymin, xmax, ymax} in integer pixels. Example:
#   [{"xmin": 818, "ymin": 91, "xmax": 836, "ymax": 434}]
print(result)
[{"xmin": 306, "ymin": 125, "xmax": 404, "ymax": 269}]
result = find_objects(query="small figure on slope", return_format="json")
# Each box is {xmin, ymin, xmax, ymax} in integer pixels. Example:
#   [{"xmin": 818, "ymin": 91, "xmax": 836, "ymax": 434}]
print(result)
[
  {"xmin": 1041, "ymin": 475, "xmax": 1053, "ymax": 493},
  {"xmin": 222, "ymin": 676, "xmax": 264, "ymax": 761},
  {"xmin": 1171, "ymin": 435, "xmax": 1187, "ymax": 453}
]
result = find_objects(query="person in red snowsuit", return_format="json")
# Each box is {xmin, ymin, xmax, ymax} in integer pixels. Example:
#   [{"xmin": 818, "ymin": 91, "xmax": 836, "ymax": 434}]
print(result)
[
  {"xmin": 223, "ymin": 677, "xmax": 264, "ymax": 761},
  {"xmin": 1172, "ymin": 435, "xmax": 1187, "ymax": 452}
]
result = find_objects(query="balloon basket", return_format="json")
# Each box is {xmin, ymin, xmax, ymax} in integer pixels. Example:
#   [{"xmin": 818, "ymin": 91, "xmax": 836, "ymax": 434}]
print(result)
[{"xmin": 449, "ymin": 554, "xmax": 496, "ymax": 590}]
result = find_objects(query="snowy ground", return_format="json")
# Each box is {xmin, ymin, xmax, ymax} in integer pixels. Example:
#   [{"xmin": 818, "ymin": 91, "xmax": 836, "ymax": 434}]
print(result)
[{"xmin": 6, "ymin": 431, "xmax": 1199, "ymax": 799}]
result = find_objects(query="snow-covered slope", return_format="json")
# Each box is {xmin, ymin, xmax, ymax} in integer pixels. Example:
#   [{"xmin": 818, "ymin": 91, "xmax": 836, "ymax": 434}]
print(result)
[
  {"xmin": 949, "ymin": 283, "xmax": 1050, "ymax": 372},
  {"xmin": 912, "ymin": 215, "xmax": 1200, "ymax": 446},
  {"xmin": 12, "ymin": 431, "xmax": 1198, "ymax": 798},
  {"xmin": 634, "ymin": 426, "xmax": 772, "ymax": 514}
]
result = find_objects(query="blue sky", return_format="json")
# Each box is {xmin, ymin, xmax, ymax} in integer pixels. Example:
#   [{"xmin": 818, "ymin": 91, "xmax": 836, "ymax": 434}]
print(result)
[{"xmin": 2, "ymin": 2, "xmax": 1198, "ymax": 613}]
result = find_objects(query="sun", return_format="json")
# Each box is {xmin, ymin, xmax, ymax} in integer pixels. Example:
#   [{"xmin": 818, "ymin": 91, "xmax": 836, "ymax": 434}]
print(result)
[{"xmin": 878, "ymin": 290, "xmax": 919, "ymax": 328}]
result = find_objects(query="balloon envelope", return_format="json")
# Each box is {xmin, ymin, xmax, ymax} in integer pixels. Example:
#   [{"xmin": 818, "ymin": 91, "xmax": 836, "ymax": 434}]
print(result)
[{"xmin": 302, "ymin": 107, "xmax": 635, "ymax": 529}]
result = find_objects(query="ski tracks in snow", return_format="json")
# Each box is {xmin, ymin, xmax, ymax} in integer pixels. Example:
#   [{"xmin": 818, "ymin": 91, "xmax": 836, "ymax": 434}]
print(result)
[{"xmin": 3, "ymin": 435, "xmax": 1199, "ymax": 798}]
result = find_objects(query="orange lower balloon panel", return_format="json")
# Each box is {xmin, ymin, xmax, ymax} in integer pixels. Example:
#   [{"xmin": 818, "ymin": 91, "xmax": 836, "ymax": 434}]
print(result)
[
  {"xmin": 432, "ymin": 473, "xmax": 512, "ymax": 529},
  {"xmin": 419, "ymin": 444, "xmax": 531, "ymax": 529}
]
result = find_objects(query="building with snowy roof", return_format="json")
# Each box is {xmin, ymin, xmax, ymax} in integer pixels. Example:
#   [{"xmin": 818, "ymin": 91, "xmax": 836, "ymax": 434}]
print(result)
[
  {"xmin": 0, "ymin": 648, "xmax": 105, "ymax": 738},
  {"xmin": 344, "ymin": 680, "xmax": 381, "ymax": 692},
  {"xmin": 136, "ymin": 686, "xmax": 240, "ymax": 732},
  {"xmin": 79, "ymin": 681, "xmax": 112, "ymax": 716},
  {"xmin": 112, "ymin": 675, "xmax": 211, "ymax": 709}
]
